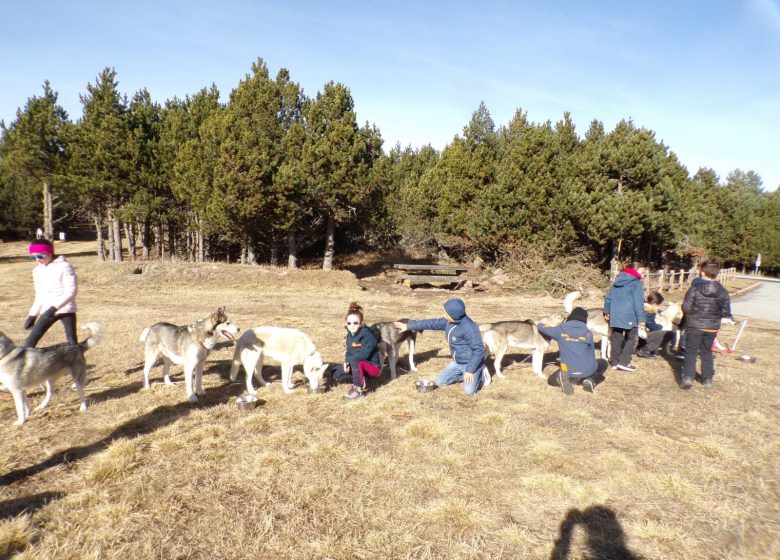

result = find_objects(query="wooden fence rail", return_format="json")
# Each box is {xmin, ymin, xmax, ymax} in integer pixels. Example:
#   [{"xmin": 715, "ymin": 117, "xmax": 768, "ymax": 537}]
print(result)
[{"xmin": 642, "ymin": 267, "xmax": 736, "ymax": 295}]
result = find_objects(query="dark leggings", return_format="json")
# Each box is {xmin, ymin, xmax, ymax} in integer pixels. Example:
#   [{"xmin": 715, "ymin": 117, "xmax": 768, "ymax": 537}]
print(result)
[
  {"xmin": 24, "ymin": 313, "xmax": 77, "ymax": 347},
  {"xmin": 609, "ymin": 327, "xmax": 639, "ymax": 366}
]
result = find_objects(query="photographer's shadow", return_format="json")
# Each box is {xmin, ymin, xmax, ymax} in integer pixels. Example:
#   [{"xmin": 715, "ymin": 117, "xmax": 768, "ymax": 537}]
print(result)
[{"xmin": 550, "ymin": 505, "xmax": 643, "ymax": 560}]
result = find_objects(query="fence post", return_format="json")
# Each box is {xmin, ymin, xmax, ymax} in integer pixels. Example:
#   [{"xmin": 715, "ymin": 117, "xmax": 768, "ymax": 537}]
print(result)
[{"xmin": 679, "ymin": 269, "xmax": 685, "ymax": 291}]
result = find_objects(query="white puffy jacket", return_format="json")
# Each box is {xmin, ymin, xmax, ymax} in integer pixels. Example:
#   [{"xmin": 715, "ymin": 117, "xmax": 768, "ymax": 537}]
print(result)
[{"xmin": 28, "ymin": 256, "xmax": 78, "ymax": 316}]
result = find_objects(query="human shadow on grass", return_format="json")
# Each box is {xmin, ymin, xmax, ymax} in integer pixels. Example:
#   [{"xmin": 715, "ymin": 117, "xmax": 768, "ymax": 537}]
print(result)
[
  {"xmin": 0, "ymin": 382, "xmax": 244, "ymax": 487},
  {"xmin": 0, "ymin": 491, "xmax": 65, "ymax": 520},
  {"xmin": 549, "ymin": 505, "xmax": 643, "ymax": 560}
]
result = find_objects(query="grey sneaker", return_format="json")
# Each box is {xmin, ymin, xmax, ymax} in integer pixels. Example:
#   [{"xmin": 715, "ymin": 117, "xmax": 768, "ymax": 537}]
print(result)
[
  {"xmin": 616, "ymin": 364, "xmax": 637, "ymax": 372},
  {"xmin": 343, "ymin": 385, "xmax": 364, "ymax": 401},
  {"xmin": 558, "ymin": 370, "xmax": 573, "ymax": 395},
  {"xmin": 582, "ymin": 378, "xmax": 595, "ymax": 393},
  {"xmin": 482, "ymin": 368, "xmax": 492, "ymax": 387},
  {"xmin": 701, "ymin": 378, "xmax": 714, "ymax": 388},
  {"xmin": 680, "ymin": 376, "xmax": 694, "ymax": 389}
]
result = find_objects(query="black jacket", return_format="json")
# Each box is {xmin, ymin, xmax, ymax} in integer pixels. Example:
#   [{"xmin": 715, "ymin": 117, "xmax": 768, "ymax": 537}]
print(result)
[{"xmin": 682, "ymin": 278, "xmax": 732, "ymax": 330}]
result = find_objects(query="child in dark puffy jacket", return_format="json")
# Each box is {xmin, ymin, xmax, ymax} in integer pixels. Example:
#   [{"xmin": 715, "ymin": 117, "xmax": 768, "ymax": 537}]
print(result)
[
  {"xmin": 538, "ymin": 307, "xmax": 608, "ymax": 395},
  {"xmin": 331, "ymin": 302, "xmax": 381, "ymax": 400},
  {"xmin": 394, "ymin": 298, "xmax": 488, "ymax": 395},
  {"xmin": 680, "ymin": 262, "xmax": 734, "ymax": 389}
]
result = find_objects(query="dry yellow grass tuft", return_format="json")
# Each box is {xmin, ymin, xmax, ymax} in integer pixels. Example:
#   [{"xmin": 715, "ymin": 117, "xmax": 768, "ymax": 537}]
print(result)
[{"xmin": 0, "ymin": 241, "xmax": 778, "ymax": 559}]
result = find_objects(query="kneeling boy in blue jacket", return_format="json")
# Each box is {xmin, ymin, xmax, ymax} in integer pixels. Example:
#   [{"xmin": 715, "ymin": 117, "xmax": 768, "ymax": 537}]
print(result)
[
  {"xmin": 395, "ymin": 298, "xmax": 488, "ymax": 395},
  {"xmin": 537, "ymin": 307, "xmax": 607, "ymax": 395}
]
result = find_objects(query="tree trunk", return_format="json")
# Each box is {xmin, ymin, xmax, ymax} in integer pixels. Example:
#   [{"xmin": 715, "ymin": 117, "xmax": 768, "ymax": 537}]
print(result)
[
  {"xmin": 156, "ymin": 221, "xmax": 164, "ymax": 260},
  {"xmin": 43, "ymin": 181, "xmax": 54, "ymax": 240},
  {"xmin": 287, "ymin": 231, "xmax": 298, "ymax": 269},
  {"xmin": 270, "ymin": 235, "xmax": 279, "ymax": 267},
  {"xmin": 94, "ymin": 214, "xmax": 106, "ymax": 262},
  {"xmin": 141, "ymin": 219, "xmax": 150, "ymax": 261},
  {"xmin": 112, "ymin": 213, "xmax": 123, "ymax": 261},
  {"xmin": 197, "ymin": 217, "xmax": 205, "ymax": 263},
  {"xmin": 167, "ymin": 220, "xmax": 176, "ymax": 260},
  {"xmin": 125, "ymin": 223, "xmax": 137, "ymax": 262},
  {"xmin": 246, "ymin": 235, "xmax": 257, "ymax": 265},
  {"xmin": 322, "ymin": 214, "xmax": 335, "ymax": 270},
  {"xmin": 107, "ymin": 211, "xmax": 116, "ymax": 260}
]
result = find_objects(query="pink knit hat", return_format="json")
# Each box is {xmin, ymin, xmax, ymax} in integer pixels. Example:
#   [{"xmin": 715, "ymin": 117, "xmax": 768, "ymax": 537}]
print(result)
[{"xmin": 29, "ymin": 241, "xmax": 54, "ymax": 255}]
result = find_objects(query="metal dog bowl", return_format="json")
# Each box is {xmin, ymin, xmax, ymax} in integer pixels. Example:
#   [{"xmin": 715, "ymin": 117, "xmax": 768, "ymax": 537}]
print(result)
[
  {"xmin": 307, "ymin": 384, "xmax": 329, "ymax": 395},
  {"xmin": 235, "ymin": 395, "xmax": 260, "ymax": 410},
  {"xmin": 415, "ymin": 380, "xmax": 437, "ymax": 393},
  {"xmin": 736, "ymin": 354, "xmax": 757, "ymax": 364}
]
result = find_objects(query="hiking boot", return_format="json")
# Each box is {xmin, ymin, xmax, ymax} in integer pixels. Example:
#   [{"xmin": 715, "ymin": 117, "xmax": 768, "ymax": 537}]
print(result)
[
  {"xmin": 680, "ymin": 376, "xmax": 694, "ymax": 389},
  {"xmin": 558, "ymin": 370, "xmax": 573, "ymax": 396},
  {"xmin": 616, "ymin": 364, "xmax": 637, "ymax": 372},
  {"xmin": 637, "ymin": 349, "xmax": 656, "ymax": 360},
  {"xmin": 343, "ymin": 385, "xmax": 364, "ymax": 401},
  {"xmin": 582, "ymin": 378, "xmax": 595, "ymax": 393},
  {"xmin": 701, "ymin": 378, "xmax": 714, "ymax": 388}
]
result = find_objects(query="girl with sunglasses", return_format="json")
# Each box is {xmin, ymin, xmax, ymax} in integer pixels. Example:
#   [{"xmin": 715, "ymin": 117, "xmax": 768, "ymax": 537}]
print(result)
[
  {"xmin": 331, "ymin": 302, "xmax": 381, "ymax": 400},
  {"xmin": 23, "ymin": 238, "xmax": 79, "ymax": 347}
]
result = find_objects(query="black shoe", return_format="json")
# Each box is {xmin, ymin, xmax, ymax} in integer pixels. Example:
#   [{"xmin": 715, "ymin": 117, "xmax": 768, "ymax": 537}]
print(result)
[
  {"xmin": 637, "ymin": 349, "xmax": 657, "ymax": 360},
  {"xmin": 680, "ymin": 376, "xmax": 694, "ymax": 389},
  {"xmin": 558, "ymin": 370, "xmax": 573, "ymax": 395},
  {"xmin": 582, "ymin": 378, "xmax": 595, "ymax": 393}
]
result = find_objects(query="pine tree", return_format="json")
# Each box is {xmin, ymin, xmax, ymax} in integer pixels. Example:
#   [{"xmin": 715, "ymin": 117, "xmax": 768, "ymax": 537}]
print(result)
[{"xmin": 0, "ymin": 81, "xmax": 72, "ymax": 240}]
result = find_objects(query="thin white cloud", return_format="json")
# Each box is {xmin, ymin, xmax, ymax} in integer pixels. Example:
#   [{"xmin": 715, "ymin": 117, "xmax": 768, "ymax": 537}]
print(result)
[{"xmin": 746, "ymin": 0, "xmax": 780, "ymax": 34}]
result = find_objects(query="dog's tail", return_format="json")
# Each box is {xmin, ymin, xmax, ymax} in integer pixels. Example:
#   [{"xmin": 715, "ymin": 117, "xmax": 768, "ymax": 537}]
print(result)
[
  {"xmin": 139, "ymin": 327, "xmax": 151, "ymax": 343},
  {"xmin": 80, "ymin": 322, "xmax": 103, "ymax": 350},
  {"xmin": 563, "ymin": 290, "xmax": 582, "ymax": 313}
]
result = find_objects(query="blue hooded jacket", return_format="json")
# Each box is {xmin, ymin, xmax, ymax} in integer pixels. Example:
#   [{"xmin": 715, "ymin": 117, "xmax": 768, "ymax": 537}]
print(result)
[
  {"xmin": 603, "ymin": 269, "xmax": 645, "ymax": 329},
  {"xmin": 537, "ymin": 319, "xmax": 598, "ymax": 376},
  {"xmin": 406, "ymin": 299, "xmax": 485, "ymax": 373}
]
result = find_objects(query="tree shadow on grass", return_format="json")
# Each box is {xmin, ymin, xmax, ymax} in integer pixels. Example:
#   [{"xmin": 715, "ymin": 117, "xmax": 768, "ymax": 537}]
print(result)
[
  {"xmin": 0, "ymin": 491, "xmax": 65, "ymax": 520},
  {"xmin": 0, "ymin": 382, "xmax": 244, "ymax": 487},
  {"xmin": 550, "ymin": 505, "xmax": 644, "ymax": 560}
]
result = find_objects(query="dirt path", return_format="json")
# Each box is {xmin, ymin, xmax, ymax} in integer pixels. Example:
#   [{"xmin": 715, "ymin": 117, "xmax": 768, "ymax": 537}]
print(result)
[{"xmin": 732, "ymin": 281, "xmax": 780, "ymax": 322}]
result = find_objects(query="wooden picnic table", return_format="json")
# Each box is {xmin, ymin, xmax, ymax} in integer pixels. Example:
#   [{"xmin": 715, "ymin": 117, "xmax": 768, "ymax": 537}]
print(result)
[{"xmin": 393, "ymin": 263, "xmax": 472, "ymax": 288}]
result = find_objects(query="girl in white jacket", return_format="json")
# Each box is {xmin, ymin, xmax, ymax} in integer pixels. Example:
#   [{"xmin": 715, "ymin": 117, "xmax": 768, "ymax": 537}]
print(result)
[{"xmin": 24, "ymin": 239, "xmax": 79, "ymax": 347}]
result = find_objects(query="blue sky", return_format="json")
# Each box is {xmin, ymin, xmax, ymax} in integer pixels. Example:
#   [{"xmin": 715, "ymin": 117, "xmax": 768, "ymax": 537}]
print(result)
[{"xmin": 2, "ymin": 0, "xmax": 778, "ymax": 190}]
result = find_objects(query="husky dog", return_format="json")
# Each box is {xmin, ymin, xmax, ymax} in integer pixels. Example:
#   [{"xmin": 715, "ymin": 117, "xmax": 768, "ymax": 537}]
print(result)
[
  {"xmin": 229, "ymin": 327, "xmax": 329, "ymax": 395},
  {"xmin": 370, "ymin": 319, "xmax": 417, "ymax": 380},
  {"xmin": 139, "ymin": 308, "xmax": 239, "ymax": 403},
  {"xmin": 0, "ymin": 322, "xmax": 102, "ymax": 426},
  {"xmin": 564, "ymin": 291, "xmax": 610, "ymax": 357},
  {"xmin": 479, "ymin": 320, "xmax": 549, "ymax": 379}
]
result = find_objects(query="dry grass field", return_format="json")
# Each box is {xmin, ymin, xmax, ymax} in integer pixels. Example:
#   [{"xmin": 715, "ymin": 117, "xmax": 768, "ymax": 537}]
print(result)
[{"xmin": 0, "ymin": 241, "xmax": 777, "ymax": 559}]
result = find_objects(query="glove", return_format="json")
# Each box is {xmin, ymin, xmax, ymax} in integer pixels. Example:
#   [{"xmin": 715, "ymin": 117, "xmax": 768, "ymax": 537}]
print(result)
[
  {"xmin": 721, "ymin": 318, "xmax": 736, "ymax": 326},
  {"xmin": 23, "ymin": 316, "xmax": 36, "ymax": 330},
  {"xmin": 40, "ymin": 306, "xmax": 58, "ymax": 320}
]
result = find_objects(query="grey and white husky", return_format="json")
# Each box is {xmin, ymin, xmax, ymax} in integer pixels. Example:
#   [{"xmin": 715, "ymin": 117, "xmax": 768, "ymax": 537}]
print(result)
[
  {"xmin": 139, "ymin": 308, "xmax": 239, "ymax": 402},
  {"xmin": 370, "ymin": 319, "xmax": 417, "ymax": 380},
  {"xmin": 479, "ymin": 320, "xmax": 549, "ymax": 379},
  {"xmin": 0, "ymin": 322, "xmax": 103, "ymax": 426},
  {"xmin": 564, "ymin": 291, "xmax": 610, "ymax": 357}
]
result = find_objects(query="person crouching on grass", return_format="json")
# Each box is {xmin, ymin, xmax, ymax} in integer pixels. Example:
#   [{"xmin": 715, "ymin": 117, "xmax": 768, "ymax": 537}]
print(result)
[
  {"xmin": 538, "ymin": 307, "xmax": 608, "ymax": 394},
  {"xmin": 331, "ymin": 302, "xmax": 381, "ymax": 401},
  {"xmin": 394, "ymin": 298, "xmax": 488, "ymax": 395},
  {"xmin": 636, "ymin": 291, "xmax": 677, "ymax": 359},
  {"xmin": 680, "ymin": 261, "xmax": 734, "ymax": 389},
  {"xmin": 23, "ymin": 238, "xmax": 78, "ymax": 347}
]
